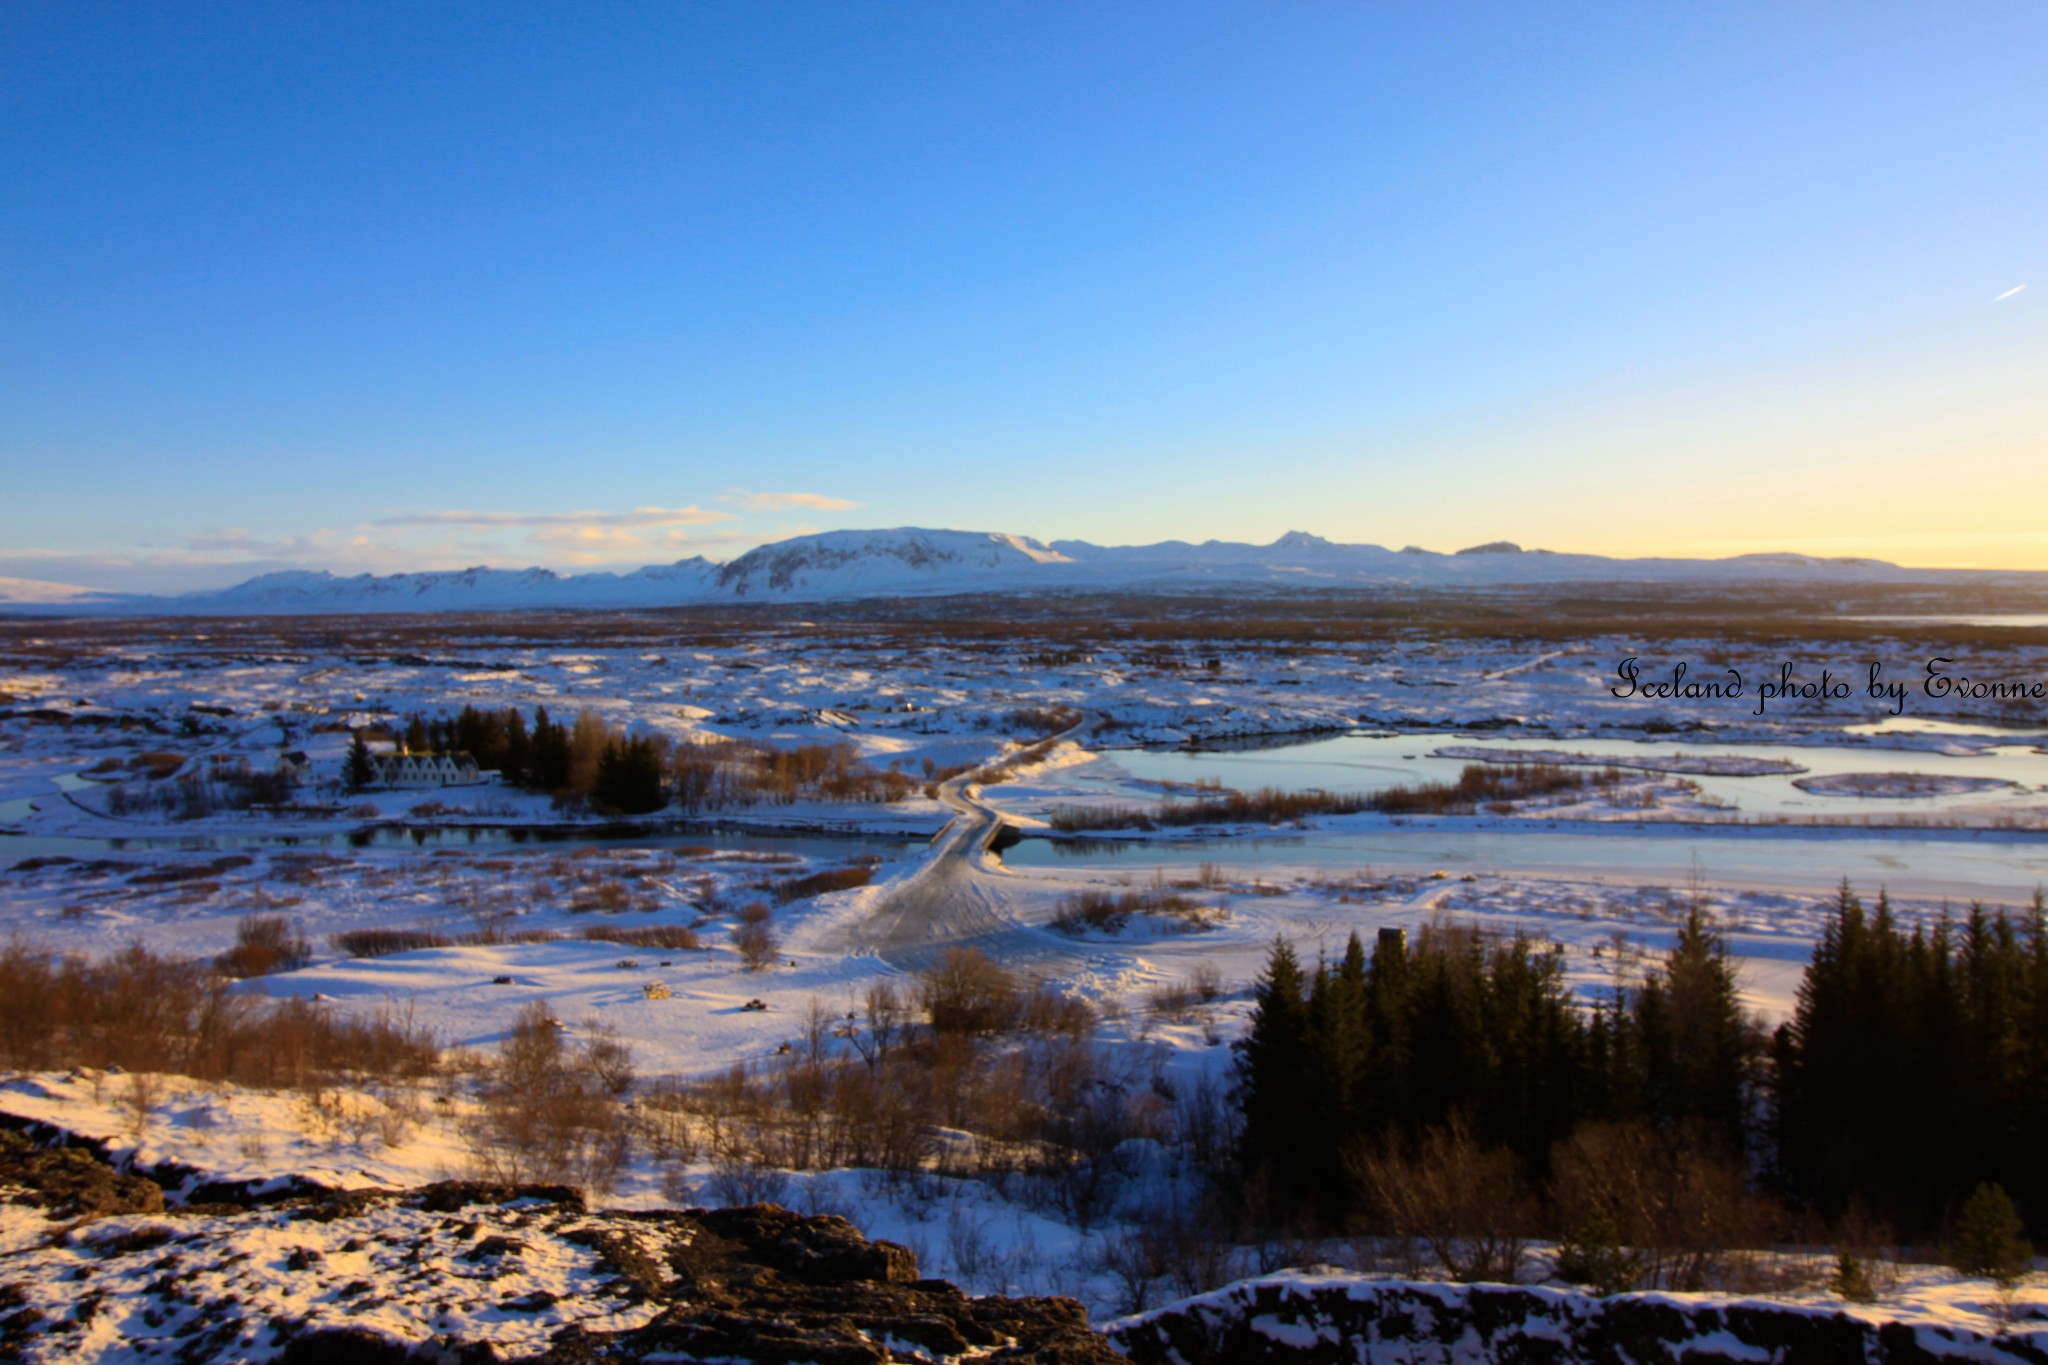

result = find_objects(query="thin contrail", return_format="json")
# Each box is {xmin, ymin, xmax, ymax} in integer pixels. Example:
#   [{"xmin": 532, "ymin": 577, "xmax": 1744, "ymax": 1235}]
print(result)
[{"xmin": 1992, "ymin": 284, "xmax": 2026, "ymax": 302}]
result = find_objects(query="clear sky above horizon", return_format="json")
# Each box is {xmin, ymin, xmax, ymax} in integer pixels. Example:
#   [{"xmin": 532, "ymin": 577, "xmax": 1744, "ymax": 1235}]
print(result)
[{"xmin": 3, "ymin": 2, "xmax": 2044, "ymax": 591}]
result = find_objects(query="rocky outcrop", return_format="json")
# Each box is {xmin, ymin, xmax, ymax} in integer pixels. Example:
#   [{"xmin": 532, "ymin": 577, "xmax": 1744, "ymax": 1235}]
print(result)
[
  {"xmin": 1107, "ymin": 1271, "xmax": 2048, "ymax": 1365},
  {"xmin": 0, "ymin": 1127, "xmax": 163, "ymax": 1219},
  {"xmin": 0, "ymin": 1139, "xmax": 1121, "ymax": 1364}
]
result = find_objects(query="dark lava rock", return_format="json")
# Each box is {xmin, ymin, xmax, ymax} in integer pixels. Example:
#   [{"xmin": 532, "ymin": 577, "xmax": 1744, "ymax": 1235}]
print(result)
[
  {"xmin": 0, "ymin": 1128, "xmax": 165, "ymax": 1220},
  {"xmin": 464, "ymin": 1235, "xmax": 526, "ymax": 1262},
  {"xmin": 278, "ymin": 1325, "xmax": 429, "ymax": 1364},
  {"xmin": 0, "ymin": 1132, "xmax": 1123, "ymax": 1365},
  {"xmin": 417, "ymin": 1181, "xmax": 587, "ymax": 1215},
  {"xmin": 529, "ymin": 1201, "xmax": 1120, "ymax": 1364},
  {"xmin": 1109, "ymin": 1275, "xmax": 2048, "ymax": 1365}
]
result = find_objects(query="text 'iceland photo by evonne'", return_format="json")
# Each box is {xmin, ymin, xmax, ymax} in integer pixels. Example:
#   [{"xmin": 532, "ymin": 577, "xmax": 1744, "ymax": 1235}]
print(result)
[{"xmin": 2, "ymin": 5, "xmax": 2046, "ymax": 1363}]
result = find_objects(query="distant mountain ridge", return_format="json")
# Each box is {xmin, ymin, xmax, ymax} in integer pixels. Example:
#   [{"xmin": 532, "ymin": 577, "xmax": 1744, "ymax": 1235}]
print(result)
[{"xmin": 0, "ymin": 526, "xmax": 2025, "ymax": 614}]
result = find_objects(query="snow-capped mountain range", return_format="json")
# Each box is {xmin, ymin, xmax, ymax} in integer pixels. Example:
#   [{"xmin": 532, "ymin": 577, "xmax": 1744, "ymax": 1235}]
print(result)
[{"xmin": 1, "ymin": 527, "xmax": 2032, "ymax": 614}]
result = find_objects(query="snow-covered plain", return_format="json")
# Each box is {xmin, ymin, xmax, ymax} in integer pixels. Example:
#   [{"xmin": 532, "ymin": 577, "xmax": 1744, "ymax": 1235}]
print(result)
[{"xmin": 3, "ymin": 603, "xmax": 2045, "ymax": 1336}]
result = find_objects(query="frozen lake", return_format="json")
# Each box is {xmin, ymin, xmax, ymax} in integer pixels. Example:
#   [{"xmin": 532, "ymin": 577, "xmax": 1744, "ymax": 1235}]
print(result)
[{"xmin": 1057, "ymin": 728, "xmax": 2048, "ymax": 820}]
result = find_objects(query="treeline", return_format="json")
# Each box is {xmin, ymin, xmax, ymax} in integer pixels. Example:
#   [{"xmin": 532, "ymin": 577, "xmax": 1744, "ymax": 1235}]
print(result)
[
  {"xmin": 399, "ymin": 705, "xmax": 915, "ymax": 815},
  {"xmin": 1236, "ymin": 886, "xmax": 2048, "ymax": 1250}
]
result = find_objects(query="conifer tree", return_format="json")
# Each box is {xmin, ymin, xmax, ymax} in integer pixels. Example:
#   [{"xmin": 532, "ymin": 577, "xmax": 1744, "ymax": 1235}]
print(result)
[
  {"xmin": 1953, "ymin": 1182, "xmax": 2033, "ymax": 1286},
  {"xmin": 1639, "ymin": 904, "xmax": 1754, "ymax": 1149},
  {"xmin": 345, "ymin": 732, "xmax": 374, "ymax": 792},
  {"xmin": 502, "ymin": 707, "xmax": 529, "ymax": 782},
  {"xmin": 1236, "ymin": 937, "xmax": 1312, "ymax": 1214},
  {"xmin": 593, "ymin": 736, "xmax": 667, "ymax": 815}
]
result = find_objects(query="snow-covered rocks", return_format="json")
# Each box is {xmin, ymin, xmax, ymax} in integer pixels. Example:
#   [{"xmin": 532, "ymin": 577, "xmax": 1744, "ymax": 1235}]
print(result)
[
  {"xmin": 1107, "ymin": 1270, "xmax": 2048, "ymax": 1365},
  {"xmin": 0, "ymin": 1134, "xmax": 1121, "ymax": 1365}
]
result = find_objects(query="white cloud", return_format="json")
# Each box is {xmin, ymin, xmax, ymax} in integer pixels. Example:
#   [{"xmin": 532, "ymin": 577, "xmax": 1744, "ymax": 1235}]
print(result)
[
  {"xmin": 1992, "ymin": 284, "xmax": 2027, "ymax": 303},
  {"xmin": 377, "ymin": 505, "xmax": 734, "ymax": 530},
  {"xmin": 719, "ymin": 489, "xmax": 861, "ymax": 513},
  {"xmin": 0, "ymin": 499, "xmax": 860, "ymax": 592},
  {"xmin": 181, "ymin": 528, "xmax": 342, "ymax": 557}
]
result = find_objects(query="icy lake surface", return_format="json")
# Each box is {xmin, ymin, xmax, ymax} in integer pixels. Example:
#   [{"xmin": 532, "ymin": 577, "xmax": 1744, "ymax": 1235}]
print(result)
[
  {"xmin": 1005, "ymin": 730, "xmax": 2048, "ymax": 902},
  {"xmin": 1005, "ymin": 823, "xmax": 2048, "ymax": 902},
  {"xmin": 1059, "ymin": 729, "xmax": 2048, "ymax": 819}
]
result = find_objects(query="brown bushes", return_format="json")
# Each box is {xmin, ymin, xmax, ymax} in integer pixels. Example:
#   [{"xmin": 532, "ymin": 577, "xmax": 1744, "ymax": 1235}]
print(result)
[
  {"xmin": 1048, "ymin": 786, "xmax": 1373, "ymax": 832},
  {"xmin": 460, "ymin": 1001, "xmax": 633, "ymax": 1191},
  {"xmin": 568, "ymin": 878, "xmax": 635, "ymax": 913},
  {"xmin": 128, "ymin": 751, "xmax": 186, "ymax": 780},
  {"xmin": 732, "ymin": 903, "xmax": 780, "ymax": 971},
  {"xmin": 771, "ymin": 864, "xmax": 876, "ymax": 903},
  {"xmin": 1002, "ymin": 705, "xmax": 1081, "ymax": 737},
  {"xmin": 647, "ymin": 983, "xmax": 1149, "ymax": 1220},
  {"xmin": 1547, "ymin": 1121, "xmax": 1770, "ymax": 1291},
  {"xmin": 0, "ymin": 941, "xmax": 438, "ymax": 1089},
  {"xmin": 913, "ymin": 947, "xmax": 1096, "ymax": 1040},
  {"xmin": 670, "ymin": 737, "xmax": 917, "ymax": 812},
  {"xmin": 580, "ymin": 923, "xmax": 701, "ymax": 950},
  {"xmin": 1368, "ymin": 762, "xmax": 1621, "ymax": 815},
  {"xmin": 1052, "ymin": 885, "xmax": 1224, "ymax": 936},
  {"xmin": 330, "ymin": 927, "xmax": 455, "ymax": 957},
  {"xmin": 214, "ymin": 913, "xmax": 312, "ymax": 978},
  {"xmin": 918, "ymin": 947, "xmax": 1024, "ymax": 1035},
  {"xmin": 1048, "ymin": 764, "xmax": 1622, "ymax": 831},
  {"xmin": 1350, "ymin": 1118, "xmax": 1534, "ymax": 1283}
]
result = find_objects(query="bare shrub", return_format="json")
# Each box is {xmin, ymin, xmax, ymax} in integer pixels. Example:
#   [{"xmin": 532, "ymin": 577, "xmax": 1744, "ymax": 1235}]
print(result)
[
  {"xmin": 771, "ymin": 864, "xmax": 876, "ymax": 903},
  {"xmin": 124, "ymin": 1071, "xmax": 160, "ymax": 1138},
  {"xmin": 1351, "ymin": 1117, "xmax": 1533, "ymax": 1283},
  {"xmin": 330, "ymin": 927, "xmax": 454, "ymax": 957},
  {"xmin": 918, "ymin": 947, "xmax": 1021, "ymax": 1035},
  {"xmin": 733, "ymin": 904, "xmax": 780, "ymax": 971},
  {"xmin": 460, "ymin": 1002, "xmax": 633, "ymax": 1192},
  {"xmin": 1094, "ymin": 1199, "xmax": 1241, "ymax": 1313},
  {"xmin": 569, "ymin": 878, "xmax": 633, "ymax": 913},
  {"xmin": 0, "ymin": 941, "xmax": 438, "ymax": 1090},
  {"xmin": 635, "ymin": 1077, "xmax": 700, "ymax": 1166},
  {"xmin": 1146, "ymin": 980, "xmax": 1200, "ymax": 1022},
  {"xmin": 1093, "ymin": 1223, "xmax": 1173, "ymax": 1315},
  {"xmin": 580, "ymin": 923, "xmax": 701, "ymax": 950},
  {"xmin": 1548, "ymin": 1120, "xmax": 1770, "ymax": 1291},
  {"xmin": 1371, "ymin": 762, "xmax": 1616, "ymax": 816},
  {"xmin": 1019, "ymin": 984, "xmax": 1095, "ymax": 1038},
  {"xmin": 1051, "ymin": 884, "xmax": 1224, "ymax": 936},
  {"xmin": 215, "ymin": 913, "xmax": 313, "ymax": 978},
  {"xmin": 706, "ymin": 1158, "xmax": 791, "ymax": 1208}
]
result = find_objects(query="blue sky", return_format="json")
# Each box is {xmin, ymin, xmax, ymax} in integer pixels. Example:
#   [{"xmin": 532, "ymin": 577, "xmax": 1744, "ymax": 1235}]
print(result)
[{"xmin": 3, "ymin": 2, "xmax": 2043, "ymax": 589}]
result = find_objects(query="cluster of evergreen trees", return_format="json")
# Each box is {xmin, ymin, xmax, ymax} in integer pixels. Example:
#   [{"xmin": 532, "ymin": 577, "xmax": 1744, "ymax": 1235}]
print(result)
[
  {"xmin": 394, "ymin": 705, "xmax": 914, "ymax": 817},
  {"xmin": 1237, "ymin": 908, "xmax": 1750, "ymax": 1228},
  {"xmin": 1236, "ymin": 886, "xmax": 2048, "ymax": 1242},
  {"xmin": 1775, "ymin": 888, "xmax": 2048, "ymax": 1237},
  {"xmin": 392, "ymin": 705, "xmax": 664, "ymax": 814}
]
